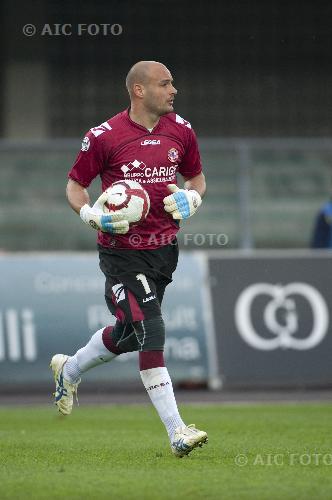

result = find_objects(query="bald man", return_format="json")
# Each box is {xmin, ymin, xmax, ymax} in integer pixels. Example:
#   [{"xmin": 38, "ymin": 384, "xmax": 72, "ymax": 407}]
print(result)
[{"xmin": 51, "ymin": 61, "xmax": 208, "ymax": 457}]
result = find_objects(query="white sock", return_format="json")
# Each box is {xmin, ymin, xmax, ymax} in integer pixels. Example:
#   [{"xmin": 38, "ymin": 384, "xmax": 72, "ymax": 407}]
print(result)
[
  {"xmin": 63, "ymin": 328, "xmax": 118, "ymax": 383},
  {"xmin": 140, "ymin": 366, "xmax": 185, "ymax": 441}
]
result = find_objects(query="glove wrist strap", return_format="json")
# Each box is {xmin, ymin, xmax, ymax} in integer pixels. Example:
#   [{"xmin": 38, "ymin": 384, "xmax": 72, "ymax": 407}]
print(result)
[
  {"xmin": 188, "ymin": 189, "xmax": 202, "ymax": 207},
  {"xmin": 80, "ymin": 204, "xmax": 91, "ymax": 224}
]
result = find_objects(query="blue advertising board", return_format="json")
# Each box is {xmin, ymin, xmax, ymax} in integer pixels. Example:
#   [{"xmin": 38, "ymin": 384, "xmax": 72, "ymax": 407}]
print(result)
[{"xmin": 0, "ymin": 252, "xmax": 217, "ymax": 386}]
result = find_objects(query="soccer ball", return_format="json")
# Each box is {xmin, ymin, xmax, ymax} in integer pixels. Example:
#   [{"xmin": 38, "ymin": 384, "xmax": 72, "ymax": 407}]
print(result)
[{"xmin": 103, "ymin": 180, "xmax": 150, "ymax": 225}]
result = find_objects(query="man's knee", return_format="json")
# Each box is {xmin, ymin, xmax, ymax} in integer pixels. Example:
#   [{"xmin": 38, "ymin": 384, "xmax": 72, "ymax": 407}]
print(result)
[
  {"xmin": 133, "ymin": 315, "xmax": 165, "ymax": 351},
  {"xmin": 116, "ymin": 323, "xmax": 140, "ymax": 352},
  {"xmin": 106, "ymin": 321, "xmax": 140, "ymax": 353}
]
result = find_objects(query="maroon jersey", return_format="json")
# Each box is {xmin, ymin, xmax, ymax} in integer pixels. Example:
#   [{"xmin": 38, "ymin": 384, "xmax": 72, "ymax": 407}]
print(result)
[{"xmin": 68, "ymin": 109, "xmax": 202, "ymax": 249}]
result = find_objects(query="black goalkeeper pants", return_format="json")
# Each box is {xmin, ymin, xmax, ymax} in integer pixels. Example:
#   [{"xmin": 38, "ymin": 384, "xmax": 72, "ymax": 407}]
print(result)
[{"xmin": 98, "ymin": 240, "xmax": 178, "ymax": 352}]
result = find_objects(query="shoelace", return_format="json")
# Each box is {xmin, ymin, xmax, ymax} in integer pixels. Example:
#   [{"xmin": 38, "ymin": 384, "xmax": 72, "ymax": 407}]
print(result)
[{"xmin": 181, "ymin": 424, "xmax": 198, "ymax": 435}]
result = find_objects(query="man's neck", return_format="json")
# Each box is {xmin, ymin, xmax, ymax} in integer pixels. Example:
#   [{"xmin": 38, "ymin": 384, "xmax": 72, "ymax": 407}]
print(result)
[{"xmin": 129, "ymin": 107, "xmax": 160, "ymax": 131}]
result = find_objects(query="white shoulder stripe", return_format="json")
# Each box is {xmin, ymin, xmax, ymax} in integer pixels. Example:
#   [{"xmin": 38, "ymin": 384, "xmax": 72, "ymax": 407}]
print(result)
[
  {"xmin": 175, "ymin": 114, "xmax": 192, "ymax": 129},
  {"xmin": 90, "ymin": 121, "xmax": 112, "ymax": 137}
]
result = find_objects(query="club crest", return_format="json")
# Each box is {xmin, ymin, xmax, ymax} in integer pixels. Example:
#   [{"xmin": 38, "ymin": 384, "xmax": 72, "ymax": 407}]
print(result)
[{"xmin": 168, "ymin": 148, "xmax": 179, "ymax": 163}]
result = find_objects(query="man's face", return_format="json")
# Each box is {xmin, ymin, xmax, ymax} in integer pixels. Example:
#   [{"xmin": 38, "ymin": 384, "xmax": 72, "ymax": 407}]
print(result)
[{"xmin": 141, "ymin": 65, "xmax": 177, "ymax": 116}]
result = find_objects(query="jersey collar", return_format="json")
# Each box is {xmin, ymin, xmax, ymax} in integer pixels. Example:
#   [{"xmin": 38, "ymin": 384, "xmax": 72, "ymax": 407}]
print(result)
[{"xmin": 125, "ymin": 108, "xmax": 162, "ymax": 134}]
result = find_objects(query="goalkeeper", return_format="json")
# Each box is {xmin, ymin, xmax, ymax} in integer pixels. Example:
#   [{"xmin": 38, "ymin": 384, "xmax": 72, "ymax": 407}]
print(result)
[{"xmin": 50, "ymin": 60, "xmax": 207, "ymax": 458}]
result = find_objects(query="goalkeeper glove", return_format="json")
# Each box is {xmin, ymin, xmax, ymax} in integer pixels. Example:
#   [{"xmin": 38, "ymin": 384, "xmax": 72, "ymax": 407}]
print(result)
[
  {"xmin": 80, "ymin": 192, "xmax": 129, "ymax": 234},
  {"xmin": 163, "ymin": 184, "xmax": 202, "ymax": 220}
]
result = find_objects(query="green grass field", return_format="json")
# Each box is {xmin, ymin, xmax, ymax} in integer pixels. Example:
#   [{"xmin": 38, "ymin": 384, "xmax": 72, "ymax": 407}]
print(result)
[{"xmin": 0, "ymin": 403, "xmax": 332, "ymax": 499}]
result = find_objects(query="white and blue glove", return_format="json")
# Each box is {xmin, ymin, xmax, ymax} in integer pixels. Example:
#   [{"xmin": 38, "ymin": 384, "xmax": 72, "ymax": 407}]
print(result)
[
  {"xmin": 163, "ymin": 184, "xmax": 202, "ymax": 220},
  {"xmin": 80, "ymin": 192, "xmax": 129, "ymax": 234}
]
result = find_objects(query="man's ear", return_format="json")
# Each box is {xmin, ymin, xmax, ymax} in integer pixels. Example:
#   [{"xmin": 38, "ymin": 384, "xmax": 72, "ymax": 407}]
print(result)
[{"xmin": 133, "ymin": 83, "xmax": 144, "ymax": 99}]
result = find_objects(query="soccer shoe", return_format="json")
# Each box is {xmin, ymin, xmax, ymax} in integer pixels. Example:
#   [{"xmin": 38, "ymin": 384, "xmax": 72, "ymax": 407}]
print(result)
[
  {"xmin": 50, "ymin": 354, "xmax": 80, "ymax": 415},
  {"xmin": 171, "ymin": 424, "xmax": 208, "ymax": 458}
]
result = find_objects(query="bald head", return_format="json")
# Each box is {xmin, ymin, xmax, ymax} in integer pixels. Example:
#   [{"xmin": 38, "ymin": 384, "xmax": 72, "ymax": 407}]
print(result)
[
  {"xmin": 126, "ymin": 61, "xmax": 170, "ymax": 97},
  {"xmin": 125, "ymin": 60, "xmax": 177, "ymax": 121}
]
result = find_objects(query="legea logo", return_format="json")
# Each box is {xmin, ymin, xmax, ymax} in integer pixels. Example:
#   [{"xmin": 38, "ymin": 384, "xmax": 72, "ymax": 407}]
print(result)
[
  {"xmin": 234, "ymin": 282, "xmax": 329, "ymax": 351},
  {"xmin": 112, "ymin": 284, "xmax": 125, "ymax": 304},
  {"xmin": 141, "ymin": 139, "xmax": 161, "ymax": 146}
]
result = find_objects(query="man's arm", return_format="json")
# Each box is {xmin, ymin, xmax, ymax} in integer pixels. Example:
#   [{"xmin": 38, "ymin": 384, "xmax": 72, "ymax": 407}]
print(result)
[
  {"xmin": 66, "ymin": 179, "xmax": 90, "ymax": 214},
  {"xmin": 183, "ymin": 172, "xmax": 206, "ymax": 199}
]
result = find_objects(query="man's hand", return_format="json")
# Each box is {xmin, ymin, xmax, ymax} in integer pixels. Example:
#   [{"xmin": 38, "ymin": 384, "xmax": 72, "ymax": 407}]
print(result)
[
  {"xmin": 80, "ymin": 192, "xmax": 129, "ymax": 234},
  {"xmin": 163, "ymin": 184, "xmax": 202, "ymax": 220}
]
